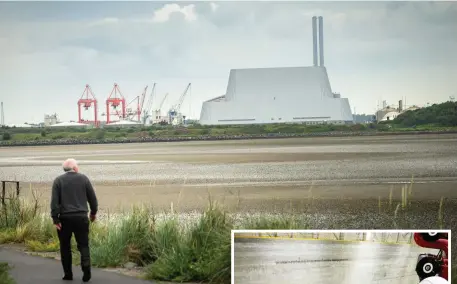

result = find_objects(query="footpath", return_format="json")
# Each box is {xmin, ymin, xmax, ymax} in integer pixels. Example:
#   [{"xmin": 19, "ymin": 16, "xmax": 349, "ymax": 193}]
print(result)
[{"xmin": 0, "ymin": 246, "xmax": 153, "ymax": 284}]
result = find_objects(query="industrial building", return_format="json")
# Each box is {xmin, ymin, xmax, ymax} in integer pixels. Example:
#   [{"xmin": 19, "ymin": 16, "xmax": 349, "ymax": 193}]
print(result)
[
  {"xmin": 199, "ymin": 16, "xmax": 353, "ymax": 125},
  {"xmin": 103, "ymin": 120, "xmax": 143, "ymax": 128},
  {"xmin": 0, "ymin": 102, "xmax": 4, "ymax": 127},
  {"xmin": 49, "ymin": 121, "xmax": 88, "ymax": 128},
  {"xmin": 375, "ymin": 100, "xmax": 421, "ymax": 122},
  {"xmin": 44, "ymin": 114, "xmax": 59, "ymax": 126}
]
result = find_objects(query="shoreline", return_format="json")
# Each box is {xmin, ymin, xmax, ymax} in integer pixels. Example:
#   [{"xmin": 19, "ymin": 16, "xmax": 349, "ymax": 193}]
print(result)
[{"xmin": 2, "ymin": 130, "xmax": 457, "ymax": 148}]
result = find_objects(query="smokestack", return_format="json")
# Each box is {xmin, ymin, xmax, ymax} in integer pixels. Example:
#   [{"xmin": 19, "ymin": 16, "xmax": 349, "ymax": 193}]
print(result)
[
  {"xmin": 0, "ymin": 102, "xmax": 3, "ymax": 126},
  {"xmin": 399, "ymin": 100, "xmax": 403, "ymax": 112},
  {"xmin": 318, "ymin": 16, "xmax": 324, "ymax": 66},
  {"xmin": 312, "ymin": 16, "xmax": 318, "ymax": 67}
]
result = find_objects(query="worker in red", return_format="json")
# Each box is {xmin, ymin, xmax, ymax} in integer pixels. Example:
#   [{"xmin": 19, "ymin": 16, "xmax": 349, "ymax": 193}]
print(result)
[
  {"xmin": 414, "ymin": 232, "xmax": 448, "ymax": 281},
  {"xmin": 50, "ymin": 158, "xmax": 98, "ymax": 282}
]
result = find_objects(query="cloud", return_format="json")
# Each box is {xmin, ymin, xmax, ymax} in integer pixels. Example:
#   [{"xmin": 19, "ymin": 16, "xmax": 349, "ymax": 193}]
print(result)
[
  {"xmin": 88, "ymin": 17, "xmax": 120, "ymax": 27},
  {"xmin": 210, "ymin": 2, "xmax": 219, "ymax": 12},
  {"xmin": 0, "ymin": 1, "xmax": 456, "ymax": 124},
  {"xmin": 151, "ymin": 3, "xmax": 197, "ymax": 23}
]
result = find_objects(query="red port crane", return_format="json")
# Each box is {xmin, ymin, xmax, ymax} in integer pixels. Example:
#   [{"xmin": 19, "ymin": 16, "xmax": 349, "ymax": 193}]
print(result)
[
  {"xmin": 77, "ymin": 84, "xmax": 99, "ymax": 127},
  {"xmin": 105, "ymin": 83, "xmax": 126, "ymax": 124}
]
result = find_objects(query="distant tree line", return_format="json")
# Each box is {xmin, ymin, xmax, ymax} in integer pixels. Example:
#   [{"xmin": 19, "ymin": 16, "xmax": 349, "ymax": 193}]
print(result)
[
  {"xmin": 392, "ymin": 101, "xmax": 457, "ymax": 127},
  {"xmin": 353, "ymin": 114, "xmax": 376, "ymax": 124}
]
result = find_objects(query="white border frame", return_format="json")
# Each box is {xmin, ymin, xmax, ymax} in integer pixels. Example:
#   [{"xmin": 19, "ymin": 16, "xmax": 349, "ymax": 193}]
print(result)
[{"xmin": 231, "ymin": 229, "xmax": 452, "ymax": 284}]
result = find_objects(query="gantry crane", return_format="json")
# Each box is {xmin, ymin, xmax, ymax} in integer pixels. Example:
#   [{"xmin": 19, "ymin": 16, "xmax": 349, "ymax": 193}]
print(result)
[
  {"xmin": 168, "ymin": 83, "xmax": 191, "ymax": 125},
  {"xmin": 105, "ymin": 83, "xmax": 126, "ymax": 124},
  {"xmin": 77, "ymin": 84, "xmax": 99, "ymax": 127}
]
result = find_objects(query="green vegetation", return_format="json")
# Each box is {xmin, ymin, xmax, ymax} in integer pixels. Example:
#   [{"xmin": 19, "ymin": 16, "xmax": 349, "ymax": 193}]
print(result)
[
  {"xmin": 389, "ymin": 101, "xmax": 457, "ymax": 127},
  {"xmin": 1, "ymin": 132, "xmax": 11, "ymax": 141},
  {"xmin": 0, "ymin": 182, "xmax": 451, "ymax": 283},
  {"xmin": 0, "ymin": 193, "xmax": 306, "ymax": 283},
  {"xmin": 1, "ymin": 121, "xmax": 456, "ymax": 143},
  {"xmin": 0, "ymin": 263, "xmax": 15, "ymax": 284},
  {"xmin": 0, "ymin": 123, "xmax": 358, "ymax": 142}
]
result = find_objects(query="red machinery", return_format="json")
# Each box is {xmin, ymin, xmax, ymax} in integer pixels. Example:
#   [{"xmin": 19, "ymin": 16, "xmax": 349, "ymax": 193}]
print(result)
[
  {"xmin": 77, "ymin": 84, "xmax": 99, "ymax": 127},
  {"xmin": 414, "ymin": 232, "xmax": 448, "ymax": 281},
  {"xmin": 105, "ymin": 83, "xmax": 126, "ymax": 124}
]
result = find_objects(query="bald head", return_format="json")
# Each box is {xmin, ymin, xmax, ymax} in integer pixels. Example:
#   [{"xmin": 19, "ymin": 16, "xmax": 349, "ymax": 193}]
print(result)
[{"xmin": 62, "ymin": 158, "xmax": 79, "ymax": 173}]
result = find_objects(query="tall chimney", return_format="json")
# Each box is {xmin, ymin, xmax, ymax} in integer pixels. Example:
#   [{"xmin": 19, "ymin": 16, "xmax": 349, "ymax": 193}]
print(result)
[
  {"xmin": 312, "ymin": 16, "xmax": 318, "ymax": 67},
  {"xmin": 318, "ymin": 16, "xmax": 324, "ymax": 66},
  {"xmin": 0, "ymin": 102, "xmax": 3, "ymax": 126}
]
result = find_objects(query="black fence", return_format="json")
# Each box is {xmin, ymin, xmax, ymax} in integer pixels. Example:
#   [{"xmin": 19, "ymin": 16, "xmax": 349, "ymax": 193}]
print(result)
[{"xmin": 1, "ymin": 180, "xmax": 20, "ymax": 205}]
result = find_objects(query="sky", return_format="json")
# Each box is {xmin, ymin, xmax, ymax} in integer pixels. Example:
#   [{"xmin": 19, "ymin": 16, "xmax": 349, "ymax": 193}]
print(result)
[{"xmin": 1, "ymin": 1, "xmax": 457, "ymax": 124}]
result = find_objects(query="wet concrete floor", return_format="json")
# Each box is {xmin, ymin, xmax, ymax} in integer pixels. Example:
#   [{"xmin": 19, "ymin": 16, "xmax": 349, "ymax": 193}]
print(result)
[{"xmin": 234, "ymin": 238, "xmax": 438, "ymax": 284}]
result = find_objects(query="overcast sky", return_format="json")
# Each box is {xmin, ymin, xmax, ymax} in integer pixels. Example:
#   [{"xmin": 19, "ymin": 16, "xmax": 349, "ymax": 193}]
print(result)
[{"xmin": 1, "ymin": 1, "xmax": 457, "ymax": 124}]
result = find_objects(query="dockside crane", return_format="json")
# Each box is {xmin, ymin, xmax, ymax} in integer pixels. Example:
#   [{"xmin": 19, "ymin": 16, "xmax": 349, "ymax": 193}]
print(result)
[
  {"xmin": 105, "ymin": 83, "xmax": 126, "ymax": 124},
  {"xmin": 141, "ymin": 83, "xmax": 157, "ymax": 124},
  {"xmin": 126, "ymin": 85, "xmax": 148, "ymax": 122},
  {"xmin": 77, "ymin": 84, "xmax": 99, "ymax": 127},
  {"xmin": 153, "ymin": 93, "xmax": 168, "ymax": 124},
  {"xmin": 168, "ymin": 83, "xmax": 191, "ymax": 125}
]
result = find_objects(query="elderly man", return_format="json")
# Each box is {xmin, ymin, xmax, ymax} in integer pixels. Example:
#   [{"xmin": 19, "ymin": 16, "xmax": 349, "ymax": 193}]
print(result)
[{"xmin": 50, "ymin": 158, "xmax": 98, "ymax": 282}]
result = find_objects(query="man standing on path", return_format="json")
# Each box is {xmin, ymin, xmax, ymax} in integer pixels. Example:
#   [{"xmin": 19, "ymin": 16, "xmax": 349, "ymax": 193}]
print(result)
[{"xmin": 50, "ymin": 158, "xmax": 98, "ymax": 282}]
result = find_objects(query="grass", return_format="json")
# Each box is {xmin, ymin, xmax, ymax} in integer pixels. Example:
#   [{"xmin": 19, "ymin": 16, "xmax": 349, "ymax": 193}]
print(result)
[
  {"xmin": 2, "ymin": 119, "xmax": 457, "ymax": 145},
  {"xmin": 0, "ymin": 181, "xmax": 452, "ymax": 283},
  {"xmin": 0, "ymin": 262, "xmax": 16, "ymax": 284},
  {"xmin": 452, "ymin": 266, "xmax": 457, "ymax": 283},
  {"xmin": 0, "ymin": 193, "xmax": 303, "ymax": 283}
]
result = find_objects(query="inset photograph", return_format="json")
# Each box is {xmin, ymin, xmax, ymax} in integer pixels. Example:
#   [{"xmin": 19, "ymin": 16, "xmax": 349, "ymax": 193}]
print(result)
[{"xmin": 232, "ymin": 230, "xmax": 450, "ymax": 284}]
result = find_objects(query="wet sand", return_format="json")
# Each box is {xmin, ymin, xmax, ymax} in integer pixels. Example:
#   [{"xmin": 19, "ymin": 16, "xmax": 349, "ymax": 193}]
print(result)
[
  {"xmin": 1, "ymin": 134, "xmax": 456, "ymax": 203},
  {"xmin": 1, "ymin": 134, "xmax": 456, "ymax": 214}
]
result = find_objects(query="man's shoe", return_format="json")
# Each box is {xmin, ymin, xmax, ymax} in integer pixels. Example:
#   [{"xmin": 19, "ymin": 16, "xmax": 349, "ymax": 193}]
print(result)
[
  {"xmin": 82, "ymin": 268, "xmax": 91, "ymax": 282},
  {"xmin": 62, "ymin": 274, "xmax": 73, "ymax": 280}
]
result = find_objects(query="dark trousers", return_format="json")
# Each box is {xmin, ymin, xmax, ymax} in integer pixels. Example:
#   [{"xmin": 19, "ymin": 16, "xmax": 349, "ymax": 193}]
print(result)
[{"xmin": 57, "ymin": 216, "xmax": 91, "ymax": 276}]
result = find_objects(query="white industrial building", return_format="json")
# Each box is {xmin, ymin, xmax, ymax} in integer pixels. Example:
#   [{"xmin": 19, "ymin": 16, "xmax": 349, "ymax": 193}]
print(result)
[
  {"xmin": 375, "ymin": 100, "xmax": 422, "ymax": 122},
  {"xmin": 103, "ymin": 120, "xmax": 143, "ymax": 128},
  {"xmin": 49, "ymin": 121, "xmax": 88, "ymax": 128},
  {"xmin": 44, "ymin": 113, "xmax": 58, "ymax": 126},
  {"xmin": 199, "ymin": 16, "xmax": 353, "ymax": 125}
]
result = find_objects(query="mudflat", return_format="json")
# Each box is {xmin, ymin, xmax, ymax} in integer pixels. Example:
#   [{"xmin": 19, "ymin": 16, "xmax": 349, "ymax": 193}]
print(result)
[{"xmin": 0, "ymin": 134, "xmax": 456, "ymax": 229}]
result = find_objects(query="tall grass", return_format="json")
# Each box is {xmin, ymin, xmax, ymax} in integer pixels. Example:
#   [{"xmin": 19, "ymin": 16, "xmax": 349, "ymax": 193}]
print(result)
[
  {"xmin": 146, "ymin": 201, "xmax": 232, "ymax": 282},
  {"xmin": 0, "ymin": 191, "xmax": 38, "ymax": 230},
  {"xmin": 90, "ymin": 206, "xmax": 156, "ymax": 267},
  {"xmin": 0, "ymin": 195, "xmax": 304, "ymax": 283},
  {"xmin": 452, "ymin": 266, "xmax": 457, "ymax": 283},
  {"xmin": 0, "ymin": 263, "xmax": 16, "ymax": 284}
]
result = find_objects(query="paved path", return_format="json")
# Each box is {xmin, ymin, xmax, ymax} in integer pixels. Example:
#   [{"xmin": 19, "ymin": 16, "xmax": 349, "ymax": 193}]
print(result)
[{"xmin": 0, "ymin": 247, "xmax": 153, "ymax": 284}]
